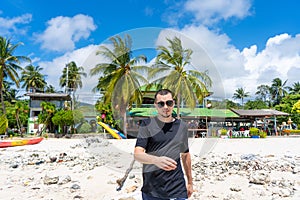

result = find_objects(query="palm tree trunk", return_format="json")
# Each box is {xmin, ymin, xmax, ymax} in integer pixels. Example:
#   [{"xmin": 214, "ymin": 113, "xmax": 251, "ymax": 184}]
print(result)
[
  {"xmin": 16, "ymin": 113, "xmax": 21, "ymax": 131},
  {"xmin": 123, "ymin": 111, "xmax": 127, "ymax": 138},
  {"xmin": 72, "ymin": 91, "xmax": 75, "ymax": 110},
  {"xmin": 242, "ymin": 98, "xmax": 244, "ymax": 109},
  {"xmin": 0, "ymin": 85, "xmax": 5, "ymax": 115},
  {"xmin": 176, "ymin": 93, "xmax": 181, "ymax": 118}
]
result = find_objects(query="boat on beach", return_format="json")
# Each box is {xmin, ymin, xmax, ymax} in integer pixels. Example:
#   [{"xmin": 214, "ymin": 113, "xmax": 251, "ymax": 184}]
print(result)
[{"xmin": 0, "ymin": 137, "xmax": 43, "ymax": 148}]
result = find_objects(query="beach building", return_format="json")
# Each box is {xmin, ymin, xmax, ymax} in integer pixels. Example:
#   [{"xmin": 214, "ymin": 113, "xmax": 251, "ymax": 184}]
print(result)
[{"xmin": 25, "ymin": 92, "xmax": 71, "ymax": 134}]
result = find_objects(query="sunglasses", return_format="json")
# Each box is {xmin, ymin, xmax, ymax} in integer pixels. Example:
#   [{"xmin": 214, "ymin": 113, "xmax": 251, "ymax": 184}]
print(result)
[{"xmin": 156, "ymin": 100, "xmax": 174, "ymax": 108}]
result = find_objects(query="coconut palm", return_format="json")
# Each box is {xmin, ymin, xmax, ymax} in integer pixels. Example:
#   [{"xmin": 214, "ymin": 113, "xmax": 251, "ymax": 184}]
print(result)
[
  {"xmin": 21, "ymin": 65, "xmax": 47, "ymax": 92},
  {"xmin": 149, "ymin": 37, "xmax": 212, "ymax": 118},
  {"xmin": 45, "ymin": 85, "xmax": 58, "ymax": 93},
  {"xmin": 2, "ymin": 80, "xmax": 19, "ymax": 101},
  {"xmin": 270, "ymin": 78, "xmax": 288, "ymax": 106},
  {"xmin": 232, "ymin": 87, "xmax": 250, "ymax": 108},
  {"xmin": 38, "ymin": 102, "xmax": 56, "ymax": 134},
  {"xmin": 255, "ymin": 84, "xmax": 270, "ymax": 102},
  {"xmin": 14, "ymin": 101, "xmax": 29, "ymax": 135},
  {"xmin": 0, "ymin": 36, "xmax": 30, "ymax": 114},
  {"xmin": 90, "ymin": 34, "xmax": 148, "ymax": 136},
  {"xmin": 60, "ymin": 61, "xmax": 87, "ymax": 93},
  {"xmin": 288, "ymin": 81, "xmax": 300, "ymax": 95},
  {"xmin": 60, "ymin": 61, "xmax": 87, "ymax": 109}
]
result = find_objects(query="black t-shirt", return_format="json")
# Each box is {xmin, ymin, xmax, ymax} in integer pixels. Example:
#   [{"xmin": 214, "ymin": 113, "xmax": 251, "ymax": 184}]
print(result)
[{"xmin": 135, "ymin": 117, "xmax": 189, "ymax": 199}]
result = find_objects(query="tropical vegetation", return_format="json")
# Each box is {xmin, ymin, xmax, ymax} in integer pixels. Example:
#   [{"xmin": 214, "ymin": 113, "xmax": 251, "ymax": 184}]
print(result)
[
  {"xmin": 0, "ymin": 36, "xmax": 31, "ymax": 114},
  {"xmin": 60, "ymin": 61, "xmax": 87, "ymax": 109},
  {"xmin": 0, "ymin": 34, "xmax": 300, "ymax": 137},
  {"xmin": 232, "ymin": 87, "xmax": 250, "ymax": 108},
  {"xmin": 149, "ymin": 36, "xmax": 212, "ymax": 118},
  {"xmin": 90, "ymin": 34, "xmax": 148, "ymax": 136},
  {"xmin": 21, "ymin": 65, "xmax": 46, "ymax": 92}
]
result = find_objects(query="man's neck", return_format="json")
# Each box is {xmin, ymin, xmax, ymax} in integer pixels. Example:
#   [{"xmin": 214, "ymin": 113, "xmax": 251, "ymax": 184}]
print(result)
[{"xmin": 157, "ymin": 115, "xmax": 174, "ymax": 123}]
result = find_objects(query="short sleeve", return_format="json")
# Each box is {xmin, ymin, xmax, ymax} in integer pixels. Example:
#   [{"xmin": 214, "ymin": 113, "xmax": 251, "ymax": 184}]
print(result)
[
  {"xmin": 135, "ymin": 119, "xmax": 150, "ymax": 149},
  {"xmin": 181, "ymin": 121, "xmax": 189, "ymax": 153}
]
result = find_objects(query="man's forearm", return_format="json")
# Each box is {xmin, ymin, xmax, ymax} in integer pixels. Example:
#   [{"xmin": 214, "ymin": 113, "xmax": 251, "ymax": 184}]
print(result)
[
  {"xmin": 134, "ymin": 147, "xmax": 177, "ymax": 171},
  {"xmin": 181, "ymin": 152, "xmax": 193, "ymax": 184},
  {"xmin": 134, "ymin": 148, "xmax": 159, "ymax": 164}
]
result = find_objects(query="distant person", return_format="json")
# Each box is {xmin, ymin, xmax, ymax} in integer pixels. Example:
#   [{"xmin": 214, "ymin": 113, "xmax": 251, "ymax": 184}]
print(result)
[{"xmin": 134, "ymin": 89, "xmax": 193, "ymax": 200}]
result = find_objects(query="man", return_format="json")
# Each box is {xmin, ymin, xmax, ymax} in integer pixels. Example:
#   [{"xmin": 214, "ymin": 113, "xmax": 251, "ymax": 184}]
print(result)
[{"xmin": 134, "ymin": 89, "xmax": 193, "ymax": 200}]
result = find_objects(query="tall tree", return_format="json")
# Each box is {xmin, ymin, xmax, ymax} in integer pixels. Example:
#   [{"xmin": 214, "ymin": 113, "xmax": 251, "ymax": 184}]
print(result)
[
  {"xmin": 275, "ymin": 94, "xmax": 300, "ymax": 126},
  {"xmin": 255, "ymin": 84, "xmax": 270, "ymax": 102},
  {"xmin": 149, "ymin": 37, "xmax": 212, "ymax": 118},
  {"xmin": 90, "ymin": 34, "xmax": 148, "ymax": 137},
  {"xmin": 60, "ymin": 61, "xmax": 87, "ymax": 109},
  {"xmin": 232, "ymin": 87, "xmax": 250, "ymax": 108},
  {"xmin": 14, "ymin": 101, "xmax": 29, "ymax": 134},
  {"xmin": 0, "ymin": 36, "xmax": 30, "ymax": 114},
  {"xmin": 60, "ymin": 61, "xmax": 87, "ymax": 93},
  {"xmin": 3, "ymin": 80, "xmax": 19, "ymax": 101},
  {"xmin": 21, "ymin": 65, "xmax": 46, "ymax": 92},
  {"xmin": 38, "ymin": 102, "xmax": 56, "ymax": 134},
  {"xmin": 45, "ymin": 85, "xmax": 58, "ymax": 93},
  {"xmin": 288, "ymin": 81, "xmax": 300, "ymax": 95},
  {"xmin": 270, "ymin": 78, "xmax": 288, "ymax": 106},
  {"xmin": 244, "ymin": 99, "xmax": 268, "ymax": 109}
]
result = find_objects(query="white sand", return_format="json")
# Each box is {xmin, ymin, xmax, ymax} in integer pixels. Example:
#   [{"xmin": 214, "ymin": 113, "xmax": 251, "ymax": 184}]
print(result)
[{"xmin": 0, "ymin": 136, "xmax": 299, "ymax": 200}]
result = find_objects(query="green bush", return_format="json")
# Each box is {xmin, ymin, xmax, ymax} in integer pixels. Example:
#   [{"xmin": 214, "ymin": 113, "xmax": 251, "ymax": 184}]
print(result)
[
  {"xmin": 249, "ymin": 127, "xmax": 259, "ymax": 136},
  {"xmin": 0, "ymin": 114, "xmax": 8, "ymax": 135},
  {"xmin": 259, "ymin": 131, "xmax": 267, "ymax": 138},
  {"xmin": 220, "ymin": 128, "xmax": 227, "ymax": 135},
  {"xmin": 97, "ymin": 125, "xmax": 104, "ymax": 133},
  {"xmin": 78, "ymin": 122, "xmax": 91, "ymax": 133},
  {"xmin": 288, "ymin": 129, "xmax": 300, "ymax": 134}
]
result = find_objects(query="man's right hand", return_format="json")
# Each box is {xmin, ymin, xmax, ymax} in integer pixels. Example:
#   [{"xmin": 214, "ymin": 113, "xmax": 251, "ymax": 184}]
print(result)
[{"xmin": 154, "ymin": 156, "xmax": 177, "ymax": 171}]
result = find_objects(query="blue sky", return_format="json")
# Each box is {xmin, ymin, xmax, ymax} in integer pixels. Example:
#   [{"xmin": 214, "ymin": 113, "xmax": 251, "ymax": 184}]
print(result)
[{"xmin": 1, "ymin": 0, "xmax": 300, "ymax": 103}]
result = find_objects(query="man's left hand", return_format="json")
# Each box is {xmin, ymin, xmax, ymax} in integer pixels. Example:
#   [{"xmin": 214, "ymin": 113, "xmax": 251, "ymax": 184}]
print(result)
[{"xmin": 187, "ymin": 183, "xmax": 193, "ymax": 198}]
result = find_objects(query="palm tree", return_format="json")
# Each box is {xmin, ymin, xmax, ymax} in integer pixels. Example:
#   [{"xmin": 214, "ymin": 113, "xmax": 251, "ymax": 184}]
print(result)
[
  {"xmin": 270, "ymin": 78, "xmax": 288, "ymax": 106},
  {"xmin": 255, "ymin": 84, "xmax": 270, "ymax": 102},
  {"xmin": 288, "ymin": 81, "xmax": 300, "ymax": 95},
  {"xmin": 60, "ymin": 61, "xmax": 87, "ymax": 109},
  {"xmin": 21, "ymin": 65, "xmax": 47, "ymax": 92},
  {"xmin": 0, "ymin": 36, "xmax": 30, "ymax": 114},
  {"xmin": 38, "ymin": 102, "xmax": 56, "ymax": 134},
  {"xmin": 232, "ymin": 87, "xmax": 250, "ymax": 108},
  {"xmin": 3, "ymin": 80, "xmax": 19, "ymax": 102},
  {"xmin": 90, "ymin": 34, "xmax": 148, "ymax": 136},
  {"xmin": 60, "ymin": 61, "xmax": 87, "ymax": 93},
  {"xmin": 14, "ymin": 101, "xmax": 29, "ymax": 134},
  {"xmin": 149, "ymin": 37, "xmax": 212, "ymax": 118},
  {"xmin": 45, "ymin": 85, "xmax": 58, "ymax": 93}
]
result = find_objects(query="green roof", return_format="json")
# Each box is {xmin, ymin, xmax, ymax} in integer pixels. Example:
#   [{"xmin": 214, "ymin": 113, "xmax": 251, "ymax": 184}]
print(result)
[{"xmin": 129, "ymin": 108, "xmax": 239, "ymax": 118}]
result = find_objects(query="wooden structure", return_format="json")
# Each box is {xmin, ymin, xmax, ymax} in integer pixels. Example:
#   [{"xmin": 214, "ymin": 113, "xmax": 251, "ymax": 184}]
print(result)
[{"xmin": 230, "ymin": 109, "xmax": 289, "ymax": 135}]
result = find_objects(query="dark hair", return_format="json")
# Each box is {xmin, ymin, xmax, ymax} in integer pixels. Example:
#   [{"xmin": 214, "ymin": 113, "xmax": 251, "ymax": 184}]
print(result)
[{"xmin": 154, "ymin": 89, "xmax": 173, "ymax": 101}]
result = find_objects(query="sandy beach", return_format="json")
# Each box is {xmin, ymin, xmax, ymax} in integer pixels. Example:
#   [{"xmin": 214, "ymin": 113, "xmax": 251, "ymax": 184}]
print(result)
[{"xmin": 0, "ymin": 136, "xmax": 300, "ymax": 200}]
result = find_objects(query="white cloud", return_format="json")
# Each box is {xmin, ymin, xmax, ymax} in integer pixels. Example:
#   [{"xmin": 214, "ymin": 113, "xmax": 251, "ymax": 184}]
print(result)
[
  {"xmin": 242, "ymin": 34, "xmax": 300, "ymax": 87},
  {"xmin": 0, "ymin": 13, "xmax": 32, "ymax": 35},
  {"xmin": 35, "ymin": 14, "xmax": 97, "ymax": 52},
  {"xmin": 266, "ymin": 33, "xmax": 291, "ymax": 47},
  {"xmin": 165, "ymin": 27, "xmax": 300, "ymax": 101},
  {"xmin": 38, "ymin": 44, "xmax": 100, "ymax": 95},
  {"xmin": 183, "ymin": 0, "xmax": 252, "ymax": 25},
  {"xmin": 170, "ymin": 25, "xmax": 245, "ymax": 99}
]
